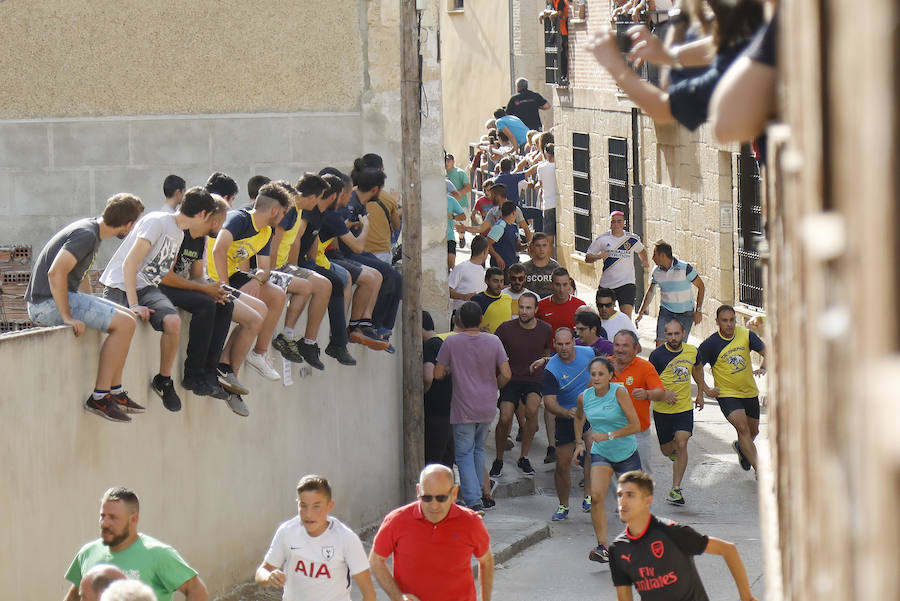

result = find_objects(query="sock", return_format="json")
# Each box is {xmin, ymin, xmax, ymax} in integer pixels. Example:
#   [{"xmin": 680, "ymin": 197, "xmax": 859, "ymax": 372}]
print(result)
[
  {"xmin": 282, "ymin": 327, "xmax": 294, "ymax": 339},
  {"xmin": 217, "ymin": 362, "xmax": 233, "ymax": 374},
  {"xmin": 358, "ymin": 319, "xmax": 373, "ymax": 329},
  {"xmin": 303, "ymin": 338, "xmax": 316, "ymax": 345},
  {"xmin": 93, "ymin": 389, "xmax": 110, "ymax": 401},
  {"xmin": 110, "ymin": 385, "xmax": 123, "ymax": 395},
  {"xmin": 155, "ymin": 374, "xmax": 172, "ymax": 383},
  {"xmin": 348, "ymin": 320, "xmax": 360, "ymax": 329}
]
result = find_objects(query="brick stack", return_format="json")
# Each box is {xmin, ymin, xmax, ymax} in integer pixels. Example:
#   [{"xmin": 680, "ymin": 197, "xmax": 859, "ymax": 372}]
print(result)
[{"xmin": 0, "ymin": 245, "xmax": 33, "ymax": 334}]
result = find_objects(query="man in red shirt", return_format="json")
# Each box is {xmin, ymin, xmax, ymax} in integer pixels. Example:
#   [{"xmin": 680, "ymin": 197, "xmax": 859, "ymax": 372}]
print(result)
[
  {"xmin": 370, "ymin": 464, "xmax": 494, "ymax": 601},
  {"xmin": 537, "ymin": 267, "xmax": 586, "ymax": 331},
  {"xmin": 611, "ymin": 330, "xmax": 676, "ymax": 476}
]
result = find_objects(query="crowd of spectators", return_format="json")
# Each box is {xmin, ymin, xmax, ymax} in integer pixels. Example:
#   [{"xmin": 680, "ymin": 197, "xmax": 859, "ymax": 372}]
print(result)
[{"xmin": 25, "ymin": 160, "xmax": 402, "ymax": 422}]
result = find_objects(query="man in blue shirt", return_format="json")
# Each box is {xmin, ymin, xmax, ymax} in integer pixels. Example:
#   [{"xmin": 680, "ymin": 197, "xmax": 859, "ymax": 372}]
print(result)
[
  {"xmin": 635, "ymin": 241, "xmax": 705, "ymax": 347},
  {"xmin": 493, "ymin": 158, "xmax": 529, "ymax": 206},
  {"xmin": 494, "ymin": 108, "xmax": 530, "ymax": 150}
]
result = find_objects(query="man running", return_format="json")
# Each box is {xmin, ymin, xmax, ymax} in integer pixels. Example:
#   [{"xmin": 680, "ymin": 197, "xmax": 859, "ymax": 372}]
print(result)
[
  {"xmin": 539, "ymin": 327, "xmax": 595, "ymax": 520},
  {"xmin": 609, "ymin": 471, "xmax": 759, "ymax": 601},
  {"xmin": 597, "ymin": 287, "xmax": 639, "ymax": 341},
  {"xmin": 636, "ymin": 241, "xmax": 705, "ymax": 347},
  {"xmin": 255, "ymin": 475, "xmax": 376, "ymax": 601},
  {"xmin": 493, "ymin": 292, "xmax": 553, "ymax": 478},
  {"xmin": 523, "ymin": 233, "xmax": 559, "ymax": 299},
  {"xmin": 585, "ymin": 211, "xmax": 650, "ymax": 317},
  {"xmin": 501, "ymin": 262, "xmax": 537, "ymax": 315},
  {"xmin": 648, "ymin": 320, "xmax": 705, "ymax": 505},
  {"xmin": 574, "ymin": 309, "xmax": 613, "ymax": 356},
  {"xmin": 697, "ymin": 304, "xmax": 767, "ymax": 473},
  {"xmin": 471, "ymin": 267, "xmax": 513, "ymax": 333}
]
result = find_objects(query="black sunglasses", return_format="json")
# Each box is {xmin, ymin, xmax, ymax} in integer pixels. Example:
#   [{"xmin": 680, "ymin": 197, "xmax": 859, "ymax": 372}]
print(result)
[
  {"xmin": 419, "ymin": 493, "xmax": 452, "ymax": 503},
  {"xmin": 597, "ymin": 302, "xmax": 615, "ymax": 308}
]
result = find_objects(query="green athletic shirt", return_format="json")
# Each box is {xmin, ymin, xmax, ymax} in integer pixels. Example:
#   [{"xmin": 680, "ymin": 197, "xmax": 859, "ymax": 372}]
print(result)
[{"xmin": 65, "ymin": 534, "xmax": 198, "ymax": 601}]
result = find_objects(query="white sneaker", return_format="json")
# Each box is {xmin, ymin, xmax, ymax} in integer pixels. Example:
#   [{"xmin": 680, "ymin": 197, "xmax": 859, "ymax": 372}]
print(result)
[{"xmin": 245, "ymin": 351, "xmax": 280, "ymax": 380}]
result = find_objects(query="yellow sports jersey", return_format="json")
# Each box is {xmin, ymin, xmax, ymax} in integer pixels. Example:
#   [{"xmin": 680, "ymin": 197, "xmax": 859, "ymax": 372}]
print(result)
[
  {"xmin": 471, "ymin": 291, "xmax": 513, "ymax": 333},
  {"xmin": 315, "ymin": 237, "xmax": 332, "ymax": 270},
  {"xmin": 698, "ymin": 326, "xmax": 764, "ymax": 398},
  {"xmin": 275, "ymin": 207, "xmax": 303, "ymax": 270},
  {"xmin": 648, "ymin": 343, "xmax": 699, "ymax": 414},
  {"xmin": 207, "ymin": 209, "xmax": 273, "ymax": 281}
]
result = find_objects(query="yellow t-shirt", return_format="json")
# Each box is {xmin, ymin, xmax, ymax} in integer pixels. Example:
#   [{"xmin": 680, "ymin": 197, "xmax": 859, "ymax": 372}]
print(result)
[{"xmin": 649, "ymin": 343, "xmax": 699, "ymax": 414}]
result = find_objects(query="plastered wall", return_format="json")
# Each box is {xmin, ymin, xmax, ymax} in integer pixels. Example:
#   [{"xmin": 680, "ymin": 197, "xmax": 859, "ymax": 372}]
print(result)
[{"xmin": 0, "ymin": 316, "xmax": 403, "ymax": 600}]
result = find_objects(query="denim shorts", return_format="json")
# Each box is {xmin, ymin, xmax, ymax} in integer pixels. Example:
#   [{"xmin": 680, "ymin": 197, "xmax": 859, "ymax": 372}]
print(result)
[
  {"xmin": 590, "ymin": 449, "xmax": 642, "ymax": 475},
  {"xmin": 28, "ymin": 292, "xmax": 118, "ymax": 332},
  {"xmin": 657, "ymin": 306, "xmax": 694, "ymax": 340}
]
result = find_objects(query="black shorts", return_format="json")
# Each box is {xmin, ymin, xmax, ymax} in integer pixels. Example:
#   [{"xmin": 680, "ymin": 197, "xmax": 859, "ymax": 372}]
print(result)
[
  {"xmin": 718, "ymin": 396, "xmax": 760, "ymax": 420},
  {"xmin": 331, "ymin": 258, "xmax": 363, "ymax": 282},
  {"xmin": 612, "ymin": 283, "xmax": 637, "ymax": 307},
  {"xmin": 554, "ymin": 415, "xmax": 590, "ymax": 447},
  {"xmin": 653, "ymin": 409, "xmax": 694, "ymax": 445},
  {"xmin": 228, "ymin": 271, "xmax": 253, "ymax": 290},
  {"xmin": 498, "ymin": 380, "xmax": 542, "ymax": 408},
  {"xmin": 448, "ymin": 240, "xmax": 457, "ymax": 255}
]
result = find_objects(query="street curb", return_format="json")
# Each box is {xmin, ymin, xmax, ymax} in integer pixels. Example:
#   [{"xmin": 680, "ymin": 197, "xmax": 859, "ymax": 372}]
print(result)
[{"xmin": 491, "ymin": 520, "xmax": 551, "ymax": 565}]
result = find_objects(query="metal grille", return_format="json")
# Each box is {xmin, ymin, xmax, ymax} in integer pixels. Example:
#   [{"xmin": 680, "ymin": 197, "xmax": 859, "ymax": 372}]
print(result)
[
  {"xmin": 544, "ymin": 18, "xmax": 559, "ymax": 85},
  {"xmin": 736, "ymin": 155, "xmax": 764, "ymax": 309},
  {"xmin": 573, "ymin": 133, "xmax": 592, "ymax": 253},
  {"xmin": 608, "ymin": 137, "xmax": 630, "ymax": 226}
]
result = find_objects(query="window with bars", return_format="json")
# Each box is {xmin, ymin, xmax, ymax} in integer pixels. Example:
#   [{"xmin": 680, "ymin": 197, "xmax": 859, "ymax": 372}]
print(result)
[
  {"xmin": 543, "ymin": 18, "xmax": 559, "ymax": 85},
  {"xmin": 573, "ymin": 132, "xmax": 592, "ymax": 252},
  {"xmin": 736, "ymin": 155, "xmax": 764, "ymax": 309},
  {"xmin": 608, "ymin": 137, "xmax": 630, "ymax": 226}
]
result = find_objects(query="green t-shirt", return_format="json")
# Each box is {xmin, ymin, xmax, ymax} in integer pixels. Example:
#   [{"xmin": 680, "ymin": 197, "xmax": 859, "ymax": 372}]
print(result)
[
  {"xmin": 65, "ymin": 534, "xmax": 197, "ymax": 601},
  {"xmin": 447, "ymin": 195, "xmax": 465, "ymax": 241}
]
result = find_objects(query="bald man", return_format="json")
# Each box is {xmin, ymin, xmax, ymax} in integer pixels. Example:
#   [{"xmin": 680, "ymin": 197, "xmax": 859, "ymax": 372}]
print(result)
[
  {"xmin": 80, "ymin": 564, "xmax": 126, "ymax": 601},
  {"xmin": 370, "ymin": 465, "xmax": 494, "ymax": 601}
]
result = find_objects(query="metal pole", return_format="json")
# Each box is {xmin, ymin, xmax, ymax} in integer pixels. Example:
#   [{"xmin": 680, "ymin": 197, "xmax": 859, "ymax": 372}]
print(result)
[{"xmin": 400, "ymin": 0, "xmax": 424, "ymax": 499}]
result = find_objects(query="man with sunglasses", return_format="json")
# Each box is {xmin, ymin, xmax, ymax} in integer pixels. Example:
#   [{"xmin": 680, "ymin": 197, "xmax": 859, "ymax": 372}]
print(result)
[
  {"xmin": 370, "ymin": 464, "xmax": 493, "ymax": 601},
  {"xmin": 597, "ymin": 287, "xmax": 639, "ymax": 343},
  {"xmin": 501, "ymin": 262, "xmax": 537, "ymax": 315}
]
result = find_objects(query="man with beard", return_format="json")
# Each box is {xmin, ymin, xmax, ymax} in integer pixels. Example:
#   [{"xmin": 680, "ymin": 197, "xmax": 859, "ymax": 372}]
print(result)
[
  {"xmin": 522, "ymin": 233, "xmax": 559, "ymax": 299},
  {"xmin": 500, "ymin": 262, "xmax": 537, "ymax": 315},
  {"xmin": 63, "ymin": 487, "xmax": 207, "ymax": 601},
  {"xmin": 492, "ymin": 292, "xmax": 553, "ymax": 477},
  {"xmin": 25, "ymin": 194, "xmax": 144, "ymax": 422},
  {"xmin": 471, "ymin": 267, "xmax": 513, "ymax": 333}
]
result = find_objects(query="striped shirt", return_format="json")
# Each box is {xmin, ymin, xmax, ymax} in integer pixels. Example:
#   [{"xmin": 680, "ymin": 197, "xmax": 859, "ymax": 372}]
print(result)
[{"xmin": 651, "ymin": 258, "xmax": 698, "ymax": 314}]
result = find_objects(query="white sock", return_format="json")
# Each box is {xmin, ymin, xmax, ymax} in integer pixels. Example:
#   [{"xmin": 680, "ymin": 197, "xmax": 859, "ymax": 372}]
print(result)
[
  {"xmin": 303, "ymin": 338, "xmax": 316, "ymax": 345},
  {"xmin": 283, "ymin": 327, "xmax": 294, "ymax": 339}
]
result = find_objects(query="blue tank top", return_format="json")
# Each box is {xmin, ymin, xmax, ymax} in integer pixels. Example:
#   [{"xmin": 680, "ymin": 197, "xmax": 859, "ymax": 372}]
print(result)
[{"xmin": 582, "ymin": 382, "xmax": 637, "ymax": 462}]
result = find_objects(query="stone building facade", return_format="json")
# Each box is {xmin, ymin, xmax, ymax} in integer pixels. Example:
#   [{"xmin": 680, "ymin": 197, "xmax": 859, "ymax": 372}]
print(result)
[{"xmin": 550, "ymin": 0, "xmax": 759, "ymax": 338}]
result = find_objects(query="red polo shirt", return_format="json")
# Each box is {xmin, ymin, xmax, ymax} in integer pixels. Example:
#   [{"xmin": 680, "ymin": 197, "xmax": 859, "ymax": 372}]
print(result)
[
  {"xmin": 372, "ymin": 501, "xmax": 491, "ymax": 601},
  {"xmin": 612, "ymin": 356, "xmax": 665, "ymax": 431}
]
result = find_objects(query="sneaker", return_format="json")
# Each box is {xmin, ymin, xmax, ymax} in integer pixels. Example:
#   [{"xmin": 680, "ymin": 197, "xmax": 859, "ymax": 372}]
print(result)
[
  {"xmin": 481, "ymin": 494, "xmax": 496, "ymax": 510},
  {"xmin": 582, "ymin": 496, "xmax": 592, "ymax": 512},
  {"xmin": 383, "ymin": 342, "xmax": 396, "ymax": 354},
  {"xmin": 504, "ymin": 437, "xmax": 515, "ymax": 451},
  {"xmin": 84, "ymin": 394, "xmax": 131, "ymax": 423},
  {"xmin": 517, "ymin": 456, "xmax": 536, "ymax": 476},
  {"xmin": 217, "ymin": 367, "xmax": 250, "ymax": 395},
  {"xmin": 544, "ymin": 446, "xmax": 557, "ymax": 464},
  {"xmin": 225, "ymin": 393, "xmax": 250, "ymax": 417},
  {"xmin": 458, "ymin": 236, "xmax": 466, "ymax": 249},
  {"xmin": 515, "ymin": 428, "xmax": 523, "ymax": 442},
  {"xmin": 272, "ymin": 334, "xmax": 304, "ymax": 363},
  {"xmin": 489, "ymin": 478, "xmax": 499, "ymax": 495},
  {"xmin": 551, "ymin": 504, "xmax": 569, "ymax": 521},
  {"xmin": 489, "ymin": 459, "xmax": 504, "ymax": 478},
  {"xmin": 667, "ymin": 487, "xmax": 685, "ymax": 505},
  {"xmin": 245, "ymin": 351, "xmax": 280, "ymax": 380},
  {"xmin": 469, "ymin": 504, "xmax": 485, "ymax": 516},
  {"xmin": 112, "ymin": 390, "xmax": 145, "ymax": 414},
  {"xmin": 732, "ymin": 441, "xmax": 752, "ymax": 471},
  {"xmin": 182, "ymin": 374, "xmax": 217, "ymax": 397},
  {"xmin": 348, "ymin": 327, "xmax": 390, "ymax": 351},
  {"xmin": 151, "ymin": 375, "xmax": 182, "ymax": 412},
  {"xmin": 295, "ymin": 340, "xmax": 325, "ymax": 370},
  {"xmin": 588, "ymin": 544, "xmax": 609, "ymax": 563},
  {"xmin": 325, "ymin": 343, "xmax": 357, "ymax": 366}
]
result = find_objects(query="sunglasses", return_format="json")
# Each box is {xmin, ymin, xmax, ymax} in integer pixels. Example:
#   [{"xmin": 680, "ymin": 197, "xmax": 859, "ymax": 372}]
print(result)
[
  {"xmin": 597, "ymin": 302, "xmax": 615, "ymax": 308},
  {"xmin": 419, "ymin": 492, "xmax": 453, "ymax": 503},
  {"xmin": 509, "ymin": 275, "xmax": 526, "ymax": 282}
]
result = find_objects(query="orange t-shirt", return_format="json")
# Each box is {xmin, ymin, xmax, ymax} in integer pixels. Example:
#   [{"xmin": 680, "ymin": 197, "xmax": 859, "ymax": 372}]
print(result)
[{"xmin": 612, "ymin": 356, "xmax": 664, "ymax": 431}]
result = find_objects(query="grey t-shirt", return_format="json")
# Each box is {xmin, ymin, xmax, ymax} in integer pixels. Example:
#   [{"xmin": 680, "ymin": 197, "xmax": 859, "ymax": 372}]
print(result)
[
  {"xmin": 523, "ymin": 258, "xmax": 560, "ymax": 299},
  {"xmin": 484, "ymin": 205, "xmax": 525, "ymax": 227},
  {"xmin": 25, "ymin": 218, "xmax": 101, "ymax": 305},
  {"xmin": 100, "ymin": 211, "xmax": 184, "ymax": 291}
]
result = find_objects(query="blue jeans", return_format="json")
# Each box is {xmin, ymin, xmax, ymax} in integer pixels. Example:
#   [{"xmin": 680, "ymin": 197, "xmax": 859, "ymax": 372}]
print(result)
[
  {"xmin": 453, "ymin": 422, "xmax": 490, "ymax": 507},
  {"xmin": 345, "ymin": 251, "xmax": 401, "ymax": 331}
]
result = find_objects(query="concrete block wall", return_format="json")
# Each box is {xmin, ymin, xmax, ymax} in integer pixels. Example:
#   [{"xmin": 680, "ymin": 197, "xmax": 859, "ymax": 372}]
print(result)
[
  {"xmin": 0, "ymin": 112, "xmax": 363, "ymax": 269},
  {"xmin": 0, "ymin": 314, "xmax": 403, "ymax": 600}
]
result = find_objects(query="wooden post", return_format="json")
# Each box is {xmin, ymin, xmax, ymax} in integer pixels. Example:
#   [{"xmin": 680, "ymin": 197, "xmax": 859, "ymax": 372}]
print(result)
[{"xmin": 399, "ymin": 0, "xmax": 424, "ymax": 499}]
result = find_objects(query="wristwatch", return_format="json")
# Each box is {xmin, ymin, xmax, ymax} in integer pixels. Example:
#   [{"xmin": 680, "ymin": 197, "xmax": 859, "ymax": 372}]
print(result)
[{"xmin": 608, "ymin": 431, "xmax": 616, "ymax": 440}]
